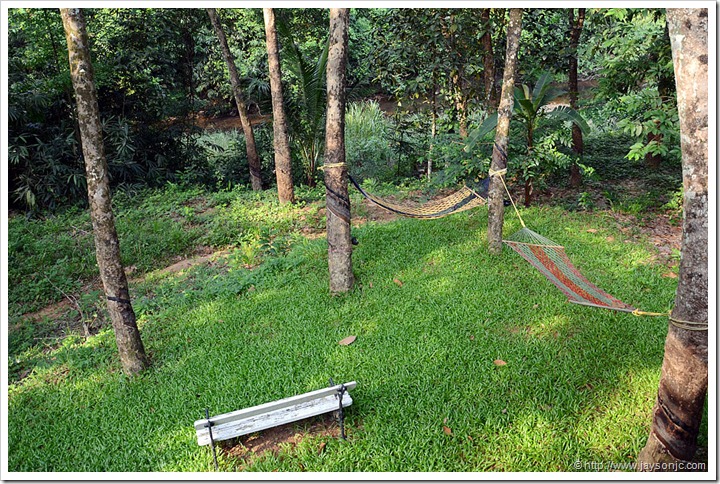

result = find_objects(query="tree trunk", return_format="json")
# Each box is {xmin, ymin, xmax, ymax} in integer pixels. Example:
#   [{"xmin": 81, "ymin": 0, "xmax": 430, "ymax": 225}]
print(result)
[
  {"xmin": 487, "ymin": 8, "xmax": 522, "ymax": 255},
  {"xmin": 60, "ymin": 8, "xmax": 149, "ymax": 375},
  {"xmin": 428, "ymin": 73, "xmax": 437, "ymax": 180},
  {"xmin": 524, "ymin": 122, "xmax": 534, "ymax": 207},
  {"xmin": 568, "ymin": 8, "xmax": 585, "ymax": 188},
  {"xmin": 481, "ymin": 8, "xmax": 497, "ymax": 112},
  {"xmin": 452, "ymin": 70, "xmax": 468, "ymax": 138},
  {"xmin": 324, "ymin": 8, "xmax": 353, "ymax": 294},
  {"xmin": 207, "ymin": 8, "xmax": 262, "ymax": 191},
  {"xmin": 263, "ymin": 8, "xmax": 294, "ymax": 204},
  {"xmin": 638, "ymin": 8, "xmax": 708, "ymax": 470}
]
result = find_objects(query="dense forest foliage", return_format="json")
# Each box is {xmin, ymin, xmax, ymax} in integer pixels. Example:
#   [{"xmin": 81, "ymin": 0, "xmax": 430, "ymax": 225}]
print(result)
[{"xmin": 8, "ymin": 7, "xmax": 680, "ymax": 212}]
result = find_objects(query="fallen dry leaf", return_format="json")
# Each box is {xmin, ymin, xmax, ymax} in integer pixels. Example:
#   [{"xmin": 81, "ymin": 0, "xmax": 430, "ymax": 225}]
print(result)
[
  {"xmin": 393, "ymin": 278, "xmax": 403, "ymax": 287},
  {"xmin": 338, "ymin": 335, "xmax": 357, "ymax": 346},
  {"xmin": 317, "ymin": 441, "xmax": 326, "ymax": 455},
  {"xmin": 469, "ymin": 335, "xmax": 475, "ymax": 341},
  {"xmin": 369, "ymin": 281, "xmax": 373, "ymax": 288},
  {"xmin": 663, "ymin": 272, "xmax": 678, "ymax": 278},
  {"xmin": 494, "ymin": 359, "xmax": 507, "ymax": 366},
  {"xmin": 606, "ymin": 236, "xmax": 615, "ymax": 242},
  {"xmin": 443, "ymin": 426, "xmax": 453, "ymax": 435},
  {"xmin": 586, "ymin": 229, "xmax": 598, "ymax": 233}
]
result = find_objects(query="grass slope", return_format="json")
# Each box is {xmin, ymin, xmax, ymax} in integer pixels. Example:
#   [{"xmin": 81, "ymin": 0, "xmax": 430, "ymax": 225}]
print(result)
[{"xmin": 8, "ymin": 191, "xmax": 697, "ymax": 472}]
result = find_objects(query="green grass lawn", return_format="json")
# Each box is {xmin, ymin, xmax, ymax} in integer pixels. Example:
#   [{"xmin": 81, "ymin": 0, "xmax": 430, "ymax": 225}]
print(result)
[{"xmin": 7, "ymin": 185, "xmax": 702, "ymax": 472}]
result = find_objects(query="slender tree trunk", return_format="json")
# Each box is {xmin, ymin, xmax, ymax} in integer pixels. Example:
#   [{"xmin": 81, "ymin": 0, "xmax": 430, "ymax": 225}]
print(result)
[
  {"xmin": 481, "ymin": 8, "xmax": 497, "ymax": 112},
  {"xmin": 263, "ymin": 8, "xmax": 294, "ymax": 204},
  {"xmin": 60, "ymin": 8, "xmax": 149, "ymax": 375},
  {"xmin": 488, "ymin": 8, "xmax": 523, "ymax": 254},
  {"xmin": 207, "ymin": 8, "xmax": 262, "ymax": 191},
  {"xmin": 451, "ymin": 68, "xmax": 468, "ymax": 138},
  {"xmin": 523, "ymin": 122, "xmax": 534, "ymax": 207},
  {"xmin": 568, "ymin": 8, "xmax": 585, "ymax": 187},
  {"xmin": 428, "ymin": 72, "xmax": 437, "ymax": 180},
  {"xmin": 324, "ymin": 8, "xmax": 353, "ymax": 293},
  {"xmin": 638, "ymin": 8, "xmax": 708, "ymax": 470}
]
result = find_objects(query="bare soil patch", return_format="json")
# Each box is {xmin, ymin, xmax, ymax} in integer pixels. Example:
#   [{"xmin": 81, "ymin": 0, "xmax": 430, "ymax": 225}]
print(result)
[{"xmin": 220, "ymin": 413, "xmax": 345, "ymax": 470}]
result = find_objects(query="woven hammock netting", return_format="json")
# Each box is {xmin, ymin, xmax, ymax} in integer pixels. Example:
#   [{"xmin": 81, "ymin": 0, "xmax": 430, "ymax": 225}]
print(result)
[
  {"xmin": 349, "ymin": 175, "xmax": 487, "ymax": 219},
  {"xmin": 503, "ymin": 227, "xmax": 636, "ymax": 312}
]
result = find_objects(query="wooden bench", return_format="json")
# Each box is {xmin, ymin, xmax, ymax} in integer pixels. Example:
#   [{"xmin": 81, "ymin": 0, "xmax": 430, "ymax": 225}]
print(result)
[{"xmin": 194, "ymin": 381, "xmax": 356, "ymax": 446}]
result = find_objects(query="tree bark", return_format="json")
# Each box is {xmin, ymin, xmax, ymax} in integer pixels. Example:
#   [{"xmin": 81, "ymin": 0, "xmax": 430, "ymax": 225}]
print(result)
[
  {"xmin": 207, "ymin": 8, "xmax": 262, "ymax": 191},
  {"xmin": 263, "ymin": 8, "xmax": 294, "ymax": 204},
  {"xmin": 487, "ymin": 8, "xmax": 522, "ymax": 255},
  {"xmin": 638, "ymin": 8, "xmax": 708, "ymax": 470},
  {"xmin": 428, "ymin": 72, "xmax": 437, "ymax": 180},
  {"xmin": 324, "ymin": 8, "xmax": 353, "ymax": 293},
  {"xmin": 60, "ymin": 8, "xmax": 149, "ymax": 375},
  {"xmin": 481, "ymin": 8, "xmax": 497, "ymax": 112},
  {"xmin": 568, "ymin": 8, "xmax": 585, "ymax": 188}
]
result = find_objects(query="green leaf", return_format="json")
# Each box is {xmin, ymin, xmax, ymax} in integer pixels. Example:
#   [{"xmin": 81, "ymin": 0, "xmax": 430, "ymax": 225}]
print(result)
[
  {"xmin": 516, "ymin": 99, "xmax": 536, "ymax": 118},
  {"xmin": 546, "ymin": 106, "xmax": 591, "ymax": 135},
  {"xmin": 464, "ymin": 113, "xmax": 498, "ymax": 152},
  {"xmin": 531, "ymin": 71, "xmax": 554, "ymax": 102}
]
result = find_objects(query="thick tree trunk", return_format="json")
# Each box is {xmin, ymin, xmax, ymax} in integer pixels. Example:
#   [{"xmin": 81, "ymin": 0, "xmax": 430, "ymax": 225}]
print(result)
[
  {"xmin": 60, "ymin": 8, "xmax": 149, "ymax": 375},
  {"xmin": 638, "ymin": 8, "xmax": 708, "ymax": 470},
  {"xmin": 263, "ymin": 8, "xmax": 294, "ymax": 204},
  {"xmin": 568, "ymin": 8, "xmax": 585, "ymax": 188},
  {"xmin": 324, "ymin": 8, "xmax": 353, "ymax": 293},
  {"xmin": 481, "ymin": 8, "xmax": 497, "ymax": 112},
  {"xmin": 207, "ymin": 8, "xmax": 262, "ymax": 191},
  {"xmin": 487, "ymin": 8, "xmax": 522, "ymax": 254}
]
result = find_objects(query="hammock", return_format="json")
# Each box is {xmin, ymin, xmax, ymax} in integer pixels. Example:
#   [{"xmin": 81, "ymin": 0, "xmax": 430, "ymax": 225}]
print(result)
[
  {"xmin": 349, "ymin": 175, "xmax": 487, "ymax": 219},
  {"xmin": 488, "ymin": 152, "xmax": 664, "ymax": 316},
  {"xmin": 503, "ymin": 227, "xmax": 637, "ymax": 312}
]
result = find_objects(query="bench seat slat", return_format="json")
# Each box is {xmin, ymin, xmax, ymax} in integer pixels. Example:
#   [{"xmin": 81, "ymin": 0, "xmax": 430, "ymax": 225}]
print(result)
[{"xmin": 195, "ymin": 382, "xmax": 355, "ymax": 446}]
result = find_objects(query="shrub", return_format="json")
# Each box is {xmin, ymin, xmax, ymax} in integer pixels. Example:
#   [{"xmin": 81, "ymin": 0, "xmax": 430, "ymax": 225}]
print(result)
[{"xmin": 345, "ymin": 101, "xmax": 396, "ymax": 182}]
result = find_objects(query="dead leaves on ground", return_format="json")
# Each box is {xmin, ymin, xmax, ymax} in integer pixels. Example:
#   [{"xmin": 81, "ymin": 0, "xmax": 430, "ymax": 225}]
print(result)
[{"xmin": 338, "ymin": 335, "xmax": 356, "ymax": 346}]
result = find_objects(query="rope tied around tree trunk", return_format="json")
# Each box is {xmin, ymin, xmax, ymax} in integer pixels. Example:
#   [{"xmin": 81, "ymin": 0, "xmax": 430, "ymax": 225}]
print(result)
[
  {"xmin": 107, "ymin": 295, "xmax": 132, "ymax": 305},
  {"xmin": 668, "ymin": 316, "xmax": 708, "ymax": 332},
  {"xmin": 319, "ymin": 162, "xmax": 347, "ymax": 170},
  {"xmin": 325, "ymin": 184, "xmax": 351, "ymax": 224}
]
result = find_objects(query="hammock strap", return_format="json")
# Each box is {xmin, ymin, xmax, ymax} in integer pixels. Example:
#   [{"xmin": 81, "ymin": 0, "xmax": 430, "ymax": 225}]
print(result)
[
  {"xmin": 632, "ymin": 309, "xmax": 671, "ymax": 317},
  {"xmin": 489, "ymin": 167, "xmax": 526, "ymax": 228}
]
